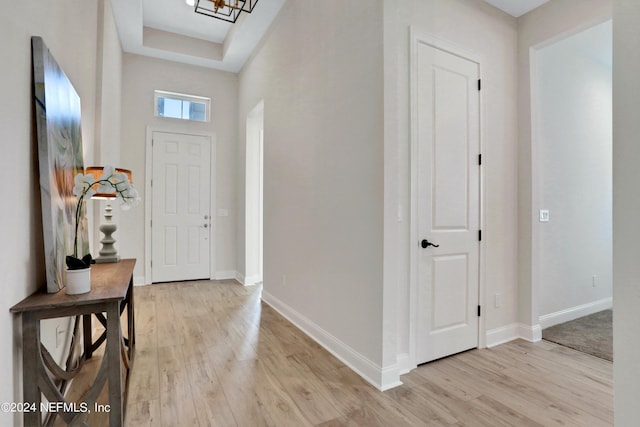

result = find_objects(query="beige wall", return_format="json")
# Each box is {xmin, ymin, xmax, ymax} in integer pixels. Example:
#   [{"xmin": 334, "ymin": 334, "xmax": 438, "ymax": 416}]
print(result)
[
  {"xmin": 238, "ymin": 0, "xmax": 386, "ymax": 383},
  {"xmin": 120, "ymin": 54, "xmax": 238, "ymax": 282},
  {"xmin": 96, "ymin": 0, "xmax": 123, "ymax": 165},
  {"xmin": 613, "ymin": 0, "xmax": 640, "ymax": 423},
  {"xmin": 94, "ymin": 0, "xmax": 124, "ymax": 250},
  {"xmin": 383, "ymin": 0, "xmax": 519, "ymax": 369},
  {"xmin": 0, "ymin": 0, "xmax": 121, "ymax": 424},
  {"xmin": 517, "ymin": 0, "xmax": 612, "ymax": 328}
]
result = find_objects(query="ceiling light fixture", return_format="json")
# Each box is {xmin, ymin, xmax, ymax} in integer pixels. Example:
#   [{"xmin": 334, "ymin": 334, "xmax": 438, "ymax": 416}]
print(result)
[{"xmin": 192, "ymin": 0, "xmax": 259, "ymax": 23}]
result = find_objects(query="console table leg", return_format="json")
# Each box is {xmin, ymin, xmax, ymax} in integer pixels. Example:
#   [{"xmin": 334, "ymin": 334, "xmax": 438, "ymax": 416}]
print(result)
[
  {"xmin": 23, "ymin": 312, "xmax": 41, "ymax": 427},
  {"xmin": 83, "ymin": 314, "xmax": 93, "ymax": 359},
  {"xmin": 128, "ymin": 276, "xmax": 135, "ymax": 357},
  {"xmin": 106, "ymin": 303, "xmax": 123, "ymax": 427}
]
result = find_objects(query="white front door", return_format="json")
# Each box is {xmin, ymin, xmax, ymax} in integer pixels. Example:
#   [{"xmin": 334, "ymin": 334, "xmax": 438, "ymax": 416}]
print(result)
[
  {"xmin": 152, "ymin": 131, "xmax": 211, "ymax": 283},
  {"xmin": 414, "ymin": 38, "xmax": 481, "ymax": 364}
]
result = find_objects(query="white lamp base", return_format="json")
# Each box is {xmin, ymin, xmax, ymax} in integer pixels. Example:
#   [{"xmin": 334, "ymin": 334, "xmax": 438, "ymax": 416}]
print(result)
[{"xmin": 95, "ymin": 202, "xmax": 121, "ymax": 263}]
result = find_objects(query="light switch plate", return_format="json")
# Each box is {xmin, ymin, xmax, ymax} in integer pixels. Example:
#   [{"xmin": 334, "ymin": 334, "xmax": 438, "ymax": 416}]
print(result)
[{"xmin": 539, "ymin": 209, "xmax": 550, "ymax": 222}]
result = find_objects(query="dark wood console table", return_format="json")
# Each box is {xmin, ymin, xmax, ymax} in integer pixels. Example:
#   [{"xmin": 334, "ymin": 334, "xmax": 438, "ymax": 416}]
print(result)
[{"xmin": 10, "ymin": 259, "xmax": 136, "ymax": 427}]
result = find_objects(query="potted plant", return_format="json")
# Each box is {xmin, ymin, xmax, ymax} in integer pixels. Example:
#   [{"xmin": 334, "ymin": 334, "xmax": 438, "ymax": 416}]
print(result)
[{"xmin": 66, "ymin": 166, "xmax": 140, "ymax": 294}]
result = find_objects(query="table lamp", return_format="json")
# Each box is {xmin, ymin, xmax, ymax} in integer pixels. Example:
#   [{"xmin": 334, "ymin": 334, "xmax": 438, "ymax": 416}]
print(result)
[{"xmin": 85, "ymin": 166, "xmax": 133, "ymax": 263}]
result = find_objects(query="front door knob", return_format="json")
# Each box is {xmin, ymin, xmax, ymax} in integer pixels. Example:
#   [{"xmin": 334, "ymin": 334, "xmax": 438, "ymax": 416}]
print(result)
[{"xmin": 421, "ymin": 239, "xmax": 439, "ymax": 248}]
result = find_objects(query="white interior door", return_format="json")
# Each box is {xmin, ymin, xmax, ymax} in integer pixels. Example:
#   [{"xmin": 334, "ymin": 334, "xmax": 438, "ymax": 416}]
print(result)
[
  {"xmin": 414, "ymin": 39, "xmax": 481, "ymax": 364},
  {"xmin": 152, "ymin": 131, "xmax": 211, "ymax": 283}
]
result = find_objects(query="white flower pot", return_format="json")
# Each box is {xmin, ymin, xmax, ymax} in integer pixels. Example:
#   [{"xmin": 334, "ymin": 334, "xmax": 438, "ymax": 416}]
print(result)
[{"xmin": 65, "ymin": 267, "xmax": 91, "ymax": 295}]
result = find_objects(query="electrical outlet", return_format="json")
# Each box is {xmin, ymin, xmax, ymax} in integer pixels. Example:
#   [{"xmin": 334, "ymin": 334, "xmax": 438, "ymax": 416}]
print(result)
[{"xmin": 592, "ymin": 275, "xmax": 597, "ymax": 287}]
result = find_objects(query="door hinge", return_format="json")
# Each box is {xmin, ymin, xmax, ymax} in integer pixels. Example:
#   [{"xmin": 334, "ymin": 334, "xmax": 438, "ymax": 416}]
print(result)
[
  {"xmin": 479, "ymin": 230, "xmax": 482, "ymax": 241},
  {"xmin": 478, "ymin": 79, "xmax": 481, "ymax": 91},
  {"xmin": 478, "ymin": 154, "xmax": 482, "ymax": 165},
  {"xmin": 478, "ymin": 305, "xmax": 481, "ymax": 317}
]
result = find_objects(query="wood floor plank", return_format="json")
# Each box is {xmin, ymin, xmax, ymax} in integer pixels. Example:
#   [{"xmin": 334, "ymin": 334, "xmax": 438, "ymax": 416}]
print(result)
[
  {"xmin": 52, "ymin": 280, "xmax": 612, "ymax": 427},
  {"xmin": 259, "ymin": 352, "xmax": 343, "ymax": 425},
  {"xmin": 186, "ymin": 359, "xmax": 237, "ymax": 427},
  {"xmin": 384, "ymin": 383, "xmax": 459, "ymax": 425},
  {"xmin": 125, "ymin": 400, "xmax": 161, "ymax": 427},
  {"xmin": 210, "ymin": 347, "xmax": 270, "ymax": 427},
  {"xmin": 251, "ymin": 357, "xmax": 315, "ymax": 427},
  {"xmin": 127, "ymin": 345, "xmax": 160, "ymax": 403}
]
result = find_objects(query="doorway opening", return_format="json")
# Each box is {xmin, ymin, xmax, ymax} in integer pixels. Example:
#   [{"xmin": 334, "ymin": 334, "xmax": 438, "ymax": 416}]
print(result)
[
  {"xmin": 531, "ymin": 20, "xmax": 612, "ymax": 359},
  {"xmin": 245, "ymin": 100, "xmax": 264, "ymax": 285}
]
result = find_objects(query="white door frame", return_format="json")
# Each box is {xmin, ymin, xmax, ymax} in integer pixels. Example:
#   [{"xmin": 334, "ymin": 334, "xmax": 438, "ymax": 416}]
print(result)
[
  {"xmin": 408, "ymin": 28, "xmax": 487, "ymax": 368},
  {"xmin": 144, "ymin": 126, "xmax": 217, "ymax": 285},
  {"xmin": 244, "ymin": 100, "xmax": 264, "ymax": 285}
]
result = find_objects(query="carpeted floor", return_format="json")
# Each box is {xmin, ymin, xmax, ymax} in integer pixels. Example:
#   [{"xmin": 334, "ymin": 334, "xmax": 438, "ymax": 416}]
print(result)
[{"xmin": 542, "ymin": 309, "xmax": 613, "ymax": 361}]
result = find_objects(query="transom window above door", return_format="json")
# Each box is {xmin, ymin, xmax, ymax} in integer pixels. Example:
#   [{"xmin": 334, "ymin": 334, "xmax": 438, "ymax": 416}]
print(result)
[{"xmin": 154, "ymin": 90, "xmax": 210, "ymax": 122}]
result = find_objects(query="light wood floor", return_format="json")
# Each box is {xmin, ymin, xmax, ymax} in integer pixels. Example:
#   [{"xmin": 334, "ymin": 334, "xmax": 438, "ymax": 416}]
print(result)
[{"xmin": 71, "ymin": 279, "xmax": 614, "ymax": 426}]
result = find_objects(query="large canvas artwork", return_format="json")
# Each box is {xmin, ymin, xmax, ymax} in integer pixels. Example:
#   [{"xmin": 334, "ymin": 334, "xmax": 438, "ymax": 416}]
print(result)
[{"xmin": 32, "ymin": 37, "xmax": 89, "ymax": 293}]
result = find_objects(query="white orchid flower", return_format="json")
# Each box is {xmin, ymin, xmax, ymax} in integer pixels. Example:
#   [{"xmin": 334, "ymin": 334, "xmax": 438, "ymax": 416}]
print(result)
[
  {"xmin": 120, "ymin": 187, "xmax": 141, "ymax": 210},
  {"xmin": 72, "ymin": 184, "xmax": 84, "ymax": 198},
  {"xmin": 97, "ymin": 181, "xmax": 116, "ymax": 194},
  {"xmin": 128, "ymin": 188, "xmax": 141, "ymax": 203},
  {"xmin": 114, "ymin": 172, "xmax": 130, "ymax": 185},
  {"xmin": 99, "ymin": 165, "xmax": 115, "ymax": 180},
  {"xmin": 96, "ymin": 165, "xmax": 117, "ymax": 194},
  {"xmin": 73, "ymin": 173, "xmax": 95, "ymax": 199}
]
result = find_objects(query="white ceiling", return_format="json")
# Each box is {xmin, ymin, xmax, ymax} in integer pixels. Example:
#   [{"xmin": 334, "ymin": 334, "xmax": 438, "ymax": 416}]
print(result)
[
  {"xmin": 142, "ymin": 0, "xmax": 231, "ymax": 44},
  {"xmin": 481, "ymin": 0, "xmax": 551, "ymax": 17},
  {"xmin": 110, "ymin": 0, "xmax": 552, "ymax": 73},
  {"xmin": 110, "ymin": 0, "xmax": 286, "ymax": 72}
]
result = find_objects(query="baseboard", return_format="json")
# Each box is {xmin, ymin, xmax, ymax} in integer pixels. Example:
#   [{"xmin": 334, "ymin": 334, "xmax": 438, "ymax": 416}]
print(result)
[
  {"xmin": 242, "ymin": 274, "xmax": 262, "ymax": 286},
  {"xmin": 231, "ymin": 271, "xmax": 261, "ymax": 286},
  {"xmin": 213, "ymin": 270, "xmax": 237, "ymax": 281},
  {"xmin": 538, "ymin": 297, "xmax": 613, "ymax": 329},
  {"xmin": 139, "ymin": 272, "xmax": 239, "ymax": 284},
  {"xmin": 397, "ymin": 352, "xmax": 412, "ymax": 375},
  {"xmin": 380, "ymin": 364, "xmax": 403, "ymax": 391},
  {"xmin": 486, "ymin": 323, "xmax": 520, "ymax": 348},
  {"xmin": 485, "ymin": 322, "xmax": 542, "ymax": 347},
  {"xmin": 518, "ymin": 323, "xmax": 542, "ymax": 342},
  {"xmin": 261, "ymin": 290, "xmax": 401, "ymax": 391},
  {"xmin": 485, "ymin": 299, "xmax": 613, "ymax": 347}
]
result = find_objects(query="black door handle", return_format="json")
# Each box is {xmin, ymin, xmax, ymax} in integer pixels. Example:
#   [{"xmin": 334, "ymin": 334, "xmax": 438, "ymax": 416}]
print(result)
[{"xmin": 421, "ymin": 239, "xmax": 439, "ymax": 248}]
